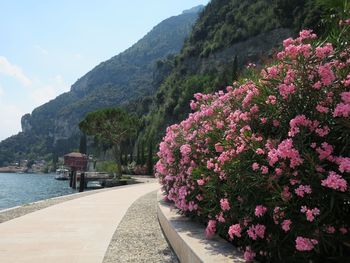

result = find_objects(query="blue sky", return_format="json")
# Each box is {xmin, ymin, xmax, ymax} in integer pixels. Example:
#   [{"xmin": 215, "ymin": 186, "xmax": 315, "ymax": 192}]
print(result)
[{"xmin": 0, "ymin": 0, "xmax": 209, "ymax": 141}]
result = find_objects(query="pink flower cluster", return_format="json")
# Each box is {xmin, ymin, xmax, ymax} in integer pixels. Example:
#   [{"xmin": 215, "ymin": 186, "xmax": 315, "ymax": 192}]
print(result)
[
  {"xmin": 205, "ymin": 220, "xmax": 216, "ymax": 238},
  {"xmin": 254, "ymin": 205, "xmax": 267, "ymax": 217},
  {"xmin": 156, "ymin": 27, "xmax": 350, "ymax": 262},
  {"xmin": 228, "ymin": 224, "xmax": 241, "ymax": 239},
  {"xmin": 321, "ymin": 171, "xmax": 347, "ymax": 192},
  {"xmin": 295, "ymin": 236, "xmax": 318, "ymax": 251},
  {"xmin": 247, "ymin": 224, "xmax": 266, "ymax": 240},
  {"xmin": 301, "ymin": 206, "xmax": 320, "ymax": 222}
]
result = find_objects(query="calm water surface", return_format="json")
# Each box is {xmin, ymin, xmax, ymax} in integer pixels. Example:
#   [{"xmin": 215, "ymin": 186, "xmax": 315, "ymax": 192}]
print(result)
[{"xmin": 0, "ymin": 173, "xmax": 77, "ymax": 210}]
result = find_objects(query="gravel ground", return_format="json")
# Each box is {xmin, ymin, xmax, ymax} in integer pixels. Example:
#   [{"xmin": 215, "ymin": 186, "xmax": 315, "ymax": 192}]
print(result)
[{"xmin": 103, "ymin": 190, "xmax": 179, "ymax": 263}]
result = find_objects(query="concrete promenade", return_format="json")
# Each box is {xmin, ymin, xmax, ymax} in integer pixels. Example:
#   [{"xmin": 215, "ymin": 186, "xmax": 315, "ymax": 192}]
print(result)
[{"xmin": 0, "ymin": 183, "xmax": 159, "ymax": 263}]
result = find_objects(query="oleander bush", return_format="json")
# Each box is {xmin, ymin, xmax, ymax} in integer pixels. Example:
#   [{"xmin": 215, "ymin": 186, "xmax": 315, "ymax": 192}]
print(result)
[{"xmin": 156, "ymin": 21, "xmax": 350, "ymax": 262}]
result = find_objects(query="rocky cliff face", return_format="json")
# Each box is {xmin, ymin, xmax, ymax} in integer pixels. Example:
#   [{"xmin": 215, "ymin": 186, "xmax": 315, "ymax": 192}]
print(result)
[{"xmin": 21, "ymin": 114, "xmax": 32, "ymax": 133}]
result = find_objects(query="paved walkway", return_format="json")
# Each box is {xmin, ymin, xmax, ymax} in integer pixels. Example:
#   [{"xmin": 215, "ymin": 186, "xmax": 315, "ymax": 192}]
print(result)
[{"xmin": 0, "ymin": 183, "xmax": 159, "ymax": 263}]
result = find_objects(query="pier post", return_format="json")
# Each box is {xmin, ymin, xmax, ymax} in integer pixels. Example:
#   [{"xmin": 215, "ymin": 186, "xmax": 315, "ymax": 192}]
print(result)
[
  {"xmin": 72, "ymin": 171, "xmax": 76, "ymax": 189},
  {"xmin": 79, "ymin": 172, "xmax": 85, "ymax": 192},
  {"xmin": 69, "ymin": 171, "xmax": 73, "ymax": 187}
]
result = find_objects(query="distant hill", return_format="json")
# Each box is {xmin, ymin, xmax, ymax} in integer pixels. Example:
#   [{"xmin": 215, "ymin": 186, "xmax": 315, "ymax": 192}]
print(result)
[{"xmin": 0, "ymin": 6, "xmax": 204, "ymax": 165}]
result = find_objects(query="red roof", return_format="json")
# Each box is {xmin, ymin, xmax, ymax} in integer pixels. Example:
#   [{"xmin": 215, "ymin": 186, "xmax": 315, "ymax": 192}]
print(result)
[{"xmin": 64, "ymin": 152, "xmax": 88, "ymax": 170}]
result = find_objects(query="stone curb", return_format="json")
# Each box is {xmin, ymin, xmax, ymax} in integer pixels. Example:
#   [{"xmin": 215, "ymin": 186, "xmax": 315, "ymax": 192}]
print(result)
[{"xmin": 157, "ymin": 190, "xmax": 245, "ymax": 263}]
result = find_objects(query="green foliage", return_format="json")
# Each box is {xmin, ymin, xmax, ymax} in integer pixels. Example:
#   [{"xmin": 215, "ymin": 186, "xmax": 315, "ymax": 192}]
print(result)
[
  {"xmin": 79, "ymin": 107, "xmax": 139, "ymax": 177},
  {"xmin": 79, "ymin": 108, "xmax": 138, "ymax": 144},
  {"xmin": 275, "ymin": 0, "xmax": 325, "ymax": 34},
  {"xmin": 140, "ymin": 0, "xmax": 329, "ymax": 149},
  {"xmin": 26, "ymin": 160, "xmax": 35, "ymax": 169},
  {"xmin": 79, "ymin": 133, "xmax": 87, "ymax": 154},
  {"xmin": 96, "ymin": 161, "xmax": 118, "ymax": 175},
  {"xmin": 182, "ymin": 0, "xmax": 282, "ymax": 58},
  {"xmin": 147, "ymin": 140, "xmax": 153, "ymax": 175}
]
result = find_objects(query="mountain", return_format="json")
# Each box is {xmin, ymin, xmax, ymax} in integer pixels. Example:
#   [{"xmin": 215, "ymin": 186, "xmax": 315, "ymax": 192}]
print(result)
[
  {"xmin": 140, "ymin": 0, "xmax": 324, "ymax": 143},
  {"xmin": 0, "ymin": 6, "xmax": 204, "ymax": 166}
]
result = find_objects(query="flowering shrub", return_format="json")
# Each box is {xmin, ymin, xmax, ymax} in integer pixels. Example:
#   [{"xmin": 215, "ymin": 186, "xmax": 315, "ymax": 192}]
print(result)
[{"xmin": 156, "ymin": 24, "xmax": 350, "ymax": 262}]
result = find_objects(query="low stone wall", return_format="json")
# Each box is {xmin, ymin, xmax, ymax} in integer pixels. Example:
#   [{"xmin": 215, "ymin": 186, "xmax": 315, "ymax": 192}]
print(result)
[{"xmin": 157, "ymin": 190, "xmax": 245, "ymax": 263}]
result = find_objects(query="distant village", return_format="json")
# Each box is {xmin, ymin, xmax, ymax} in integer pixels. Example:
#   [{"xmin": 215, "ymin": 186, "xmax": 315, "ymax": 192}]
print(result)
[{"xmin": 0, "ymin": 159, "xmax": 60, "ymax": 174}]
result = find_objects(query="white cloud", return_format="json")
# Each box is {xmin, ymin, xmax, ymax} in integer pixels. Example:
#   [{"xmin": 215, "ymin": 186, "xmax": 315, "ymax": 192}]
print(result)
[
  {"xmin": 74, "ymin": 53, "xmax": 82, "ymax": 60},
  {"xmin": 0, "ymin": 95, "xmax": 25, "ymax": 141},
  {"xmin": 0, "ymin": 85, "xmax": 4, "ymax": 98},
  {"xmin": 30, "ymin": 74, "xmax": 69, "ymax": 105},
  {"xmin": 34, "ymin": 45, "xmax": 49, "ymax": 55},
  {"xmin": 0, "ymin": 56, "xmax": 32, "ymax": 86}
]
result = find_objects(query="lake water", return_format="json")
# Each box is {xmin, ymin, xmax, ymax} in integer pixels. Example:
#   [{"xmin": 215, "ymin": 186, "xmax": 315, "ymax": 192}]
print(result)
[{"xmin": 0, "ymin": 173, "xmax": 77, "ymax": 210}]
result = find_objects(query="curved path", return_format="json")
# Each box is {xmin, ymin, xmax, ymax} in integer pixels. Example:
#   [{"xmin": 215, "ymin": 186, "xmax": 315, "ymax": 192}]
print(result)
[{"xmin": 0, "ymin": 183, "xmax": 159, "ymax": 263}]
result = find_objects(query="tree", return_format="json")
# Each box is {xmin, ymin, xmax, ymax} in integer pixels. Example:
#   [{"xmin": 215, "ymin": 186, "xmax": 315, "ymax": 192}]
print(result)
[
  {"xmin": 52, "ymin": 152, "xmax": 59, "ymax": 171},
  {"xmin": 79, "ymin": 108, "xmax": 138, "ymax": 178},
  {"xmin": 79, "ymin": 133, "xmax": 87, "ymax": 154},
  {"xmin": 147, "ymin": 140, "xmax": 153, "ymax": 175}
]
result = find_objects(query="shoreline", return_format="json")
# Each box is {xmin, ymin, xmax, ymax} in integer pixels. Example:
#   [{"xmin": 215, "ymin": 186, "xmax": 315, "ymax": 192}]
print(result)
[
  {"xmin": 0, "ymin": 167, "xmax": 25, "ymax": 173},
  {"xmin": 0, "ymin": 176, "xmax": 157, "ymax": 224}
]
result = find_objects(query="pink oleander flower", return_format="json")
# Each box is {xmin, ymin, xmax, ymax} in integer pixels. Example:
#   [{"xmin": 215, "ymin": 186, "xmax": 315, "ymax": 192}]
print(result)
[
  {"xmin": 220, "ymin": 198, "xmax": 230, "ymax": 211},
  {"xmin": 215, "ymin": 143, "xmax": 224, "ymax": 153},
  {"xmin": 252, "ymin": 162, "xmax": 260, "ymax": 171},
  {"xmin": 247, "ymin": 224, "xmax": 266, "ymax": 240},
  {"xmin": 333, "ymin": 103, "xmax": 350, "ymax": 117},
  {"xmin": 216, "ymin": 121, "xmax": 224, "ymax": 129},
  {"xmin": 298, "ymin": 29, "xmax": 317, "ymax": 41},
  {"xmin": 318, "ymin": 64, "xmax": 335, "ymax": 86},
  {"xmin": 261, "ymin": 165, "xmax": 269, "ymax": 174},
  {"xmin": 321, "ymin": 171, "xmax": 347, "ymax": 192},
  {"xmin": 301, "ymin": 206, "xmax": 320, "ymax": 222},
  {"xmin": 190, "ymin": 100, "xmax": 197, "ymax": 110},
  {"xmin": 256, "ymin": 148, "xmax": 265, "ymax": 155},
  {"xmin": 266, "ymin": 95, "xmax": 277, "ymax": 105},
  {"xmin": 336, "ymin": 157, "xmax": 350, "ymax": 173},
  {"xmin": 180, "ymin": 144, "xmax": 191, "ymax": 157},
  {"xmin": 282, "ymin": 186, "xmax": 292, "ymax": 201},
  {"xmin": 255, "ymin": 205, "xmax": 268, "ymax": 217},
  {"xmin": 316, "ymin": 142, "xmax": 333, "ymax": 160},
  {"xmin": 341, "ymin": 91, "xmax": 350, "ymax": 104},
  {"xmin": 207, "ymin": 160, "xmax": 215, "ymax": 169},
  {"xmin": 325, "ymin": 225, "xmax": 336, "ymax": 234},
  {"xmin": 340, "ymin": 227, "xmax": 348, "ymax": 234},
  {"xmin": 228, "ymin": 224, "xmax": 241, "ymax": 239},
  {"xmin": 289, "ymin": 115, "xmax": 312, "ymax": 137},
  {"xmin": 315, "ymin": 126, "xmax": 330, "ymax": 137},
  {"xmin": 279, "ymin": 83, "xmax": 296, "ymax": 99},
  {"xmin": 283, "ymin": 37, "xmax": 294, "ymax": 48},
  {"xmin": 315, "ymin": 43, "xmax": 334, "ymax": 59},
  {"xmin": 216, "ymin": 212, "xmax": 225, "ymax": 223},
  {"xmin": 244, "ymin": 246, "xmax": 256, "ymax": 262},
  {"xmin": 197, "ymin": 179, "xmax": 205, "ymax": 186},
  {"xmin": 205, "ymin": 220, "xmax": 216, "ymax": 238},
  {"xmin": 316, "ymin": 104, "xmax": 329, "ymax": 113},
  {"xmin": 295, "ymin": 237, "xmax": 318, "ymax": 251},
  {"xmin": 196, "ymin": 194, "xmax": 203, "ymax": 201},
  {"xmin": 276, "ymin": 139, "xmax": 303, "ymax": 168},
  {"xmin": 275, "ymin": 168, "xmax": 282, "ymax": 175},
  {"xmin": 282, "ymin": 219, "xmax": 292, "ymax": 232},
  {"xmin": 295, "ymin": 184, "xmax": 312, "ymax": 197}
]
